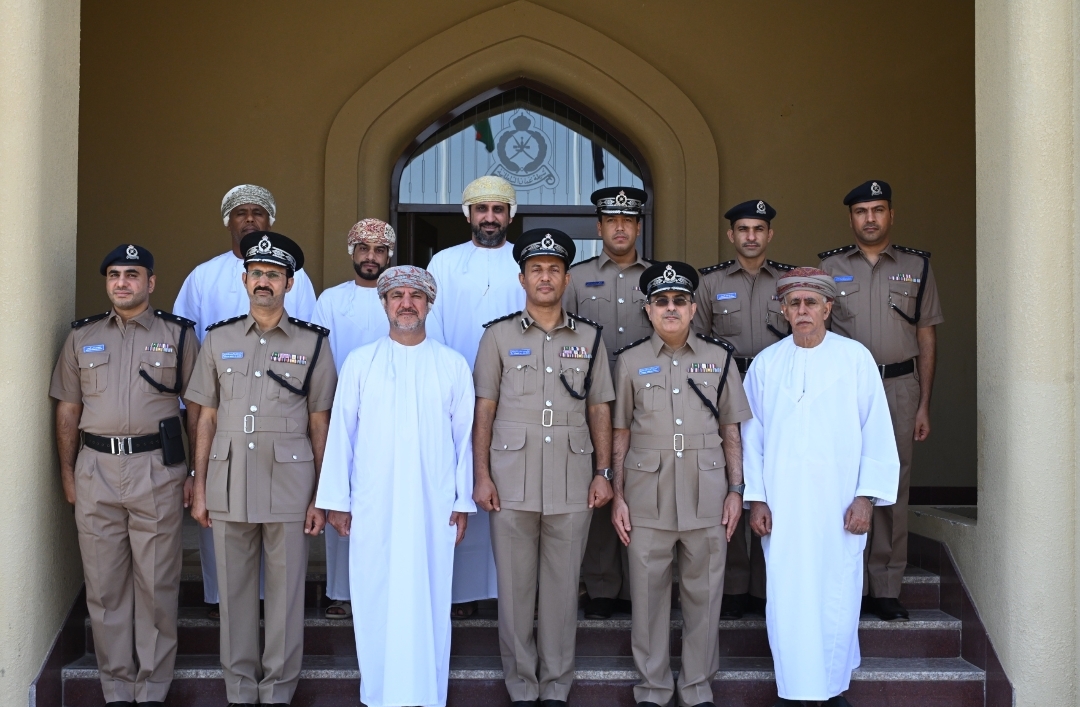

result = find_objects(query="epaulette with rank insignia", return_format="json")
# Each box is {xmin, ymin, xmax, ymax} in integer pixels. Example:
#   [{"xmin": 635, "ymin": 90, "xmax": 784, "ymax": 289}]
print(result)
[
  {"xmin": 153, "ymin": 309, "xmax": 196, "ymax": 329},
  {"xmin": 567, "ymin": 312, "xmax": 602, "ymax": 330},
  {"xmin": 483, "ymin": 311, "xmax": 522, "ymax": 329},
  {"xmin": 289, "ymin": 317, "xmax": 330, "ymax": 336},
  {"xmin": 613, "ymin": 336, "xmax": 650, "ymax": 357},
  {"xmin": 205, "ymin": 314, "xmax": 247, "ymax": 332},
  {"xmin": 766, "ymin": 259, "xmax": 797, "ymax": 272},
  {"xmin": 570, "ymin": 255, "xmax": 598, "ymax": 269},
  {"xmin": 695, "ymin": 332, "xmax": 735, "ymax": 352},
  {"xmin": 893, "ymin": 245, "xmax": 931, "ymax": 258},
  {"xmin": 71, "ymin": 312, "xmax": 109, "ymax": 329},
  {"xmin": 818, "ymin": 244, "xmax": 857, "ymax": 260},
  {"xmin": 699, "ymin": 260, "xmax": 735, "ymax": 275},
  {"xmin": 644, "ymin": 257, "xmax": 658, "ymax": 265}
]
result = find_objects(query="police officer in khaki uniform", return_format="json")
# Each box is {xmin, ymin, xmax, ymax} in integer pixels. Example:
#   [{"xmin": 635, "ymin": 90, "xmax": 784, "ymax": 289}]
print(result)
[
  {"xmin": 692, "ymin": 199, "xmax": 795, "ymax": 619},
  {"xmin": 473, "ymin": 229, "xmax": 615, "ymax": 707},
  {"xmin": 612, "ymin": 262, "xmax": 750, "ymax": 707},
  {"xmin": 819, "ymin": 180, "xmax": 943, "ymax": 622},
  {"xmin": 51, "ymin": 244, "xmax": 199, "ymax": 707},
  {"xmin": 186, "ymin": 232, "xmax": 336, "ymax": 706},
  {"xmin": 564, "ymin": 186, "xmax": 653, "ymax": 619}
]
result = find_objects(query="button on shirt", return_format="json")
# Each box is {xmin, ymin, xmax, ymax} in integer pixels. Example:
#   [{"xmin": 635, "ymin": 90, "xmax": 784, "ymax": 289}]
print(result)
[
  {"xmin": 474, "ymin": 311, "xmax": 615, "ymax": 515},
  {"xmin": 819, "ymin": 245, "xmax": 944, "ymax": 365},
  {"xmin": 50, "ymin": 308, "xmax": 199, "ymax": 435},
  {"xmin": 613, "ymin": 333, "xmax": 752, "ymax": 532},
  {"xmin": 692, "ymin": 260, "xmax": 791, "ymax": 357},
  {"xmin": 184, "ymin": 314, "xmax": 337, "ymax": 524},
  {"xmin": 563, "ymin": 252, "xmax": 653, "ymax": 368}
]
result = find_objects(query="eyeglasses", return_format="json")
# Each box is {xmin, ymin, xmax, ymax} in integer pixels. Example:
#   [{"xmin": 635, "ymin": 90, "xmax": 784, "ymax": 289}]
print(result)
[
  {"xmin": 247, "ymin": 269, "xmax": 284, "ymax": 282},
  {"xmin": 649, "ymin": 295, "xmax": 691, "ymax": 308}
]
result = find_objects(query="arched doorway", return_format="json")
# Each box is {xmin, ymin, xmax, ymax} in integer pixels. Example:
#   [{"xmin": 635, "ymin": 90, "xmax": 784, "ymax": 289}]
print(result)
[{"xmin": 390, "ymin": 81, "xmax": 653, "ymax": 268}]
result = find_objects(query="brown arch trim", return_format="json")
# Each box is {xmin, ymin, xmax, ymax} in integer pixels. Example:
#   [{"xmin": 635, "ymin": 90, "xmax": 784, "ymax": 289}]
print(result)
[{"xmin": 322, "ymin": 0, "xmax": 719, "ymax": 288}]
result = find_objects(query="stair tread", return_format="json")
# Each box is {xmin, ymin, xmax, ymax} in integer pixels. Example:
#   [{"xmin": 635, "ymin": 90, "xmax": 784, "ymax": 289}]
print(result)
[{"xmin": 63, "ymin": 654, "xmax": 982, "ymax": 682}]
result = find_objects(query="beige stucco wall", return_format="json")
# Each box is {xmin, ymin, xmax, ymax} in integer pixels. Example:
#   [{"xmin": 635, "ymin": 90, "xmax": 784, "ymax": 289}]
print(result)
[
  {"xmin": 75, "ymin": 1, "xmax": 975, "ymax": 488},
  {"xmin": 0, "ymin": 0, "xmax": 83, "ymax": 703}
]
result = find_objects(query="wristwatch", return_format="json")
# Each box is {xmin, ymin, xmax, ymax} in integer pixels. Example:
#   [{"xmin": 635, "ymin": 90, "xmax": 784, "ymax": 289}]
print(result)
[
  {"xmin": 594, "ymin": 467, "xmax": 613, "ymax": 481},
  {"xmin": 729, "ymin": 483, "xmax": 746, "ymax": 495},
  {"xmin": 861, "ymin": 495, "xmax": 879, "ymax": 505},
  {"xmin": 189, "ymin": 469, "xmax": 196, "ymax": 478}
]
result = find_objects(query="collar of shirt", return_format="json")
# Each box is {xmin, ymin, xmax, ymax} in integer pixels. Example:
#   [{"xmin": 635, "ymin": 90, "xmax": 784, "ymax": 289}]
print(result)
[
  {"xmin": 596, "ymin": 249, "xmax": 649, "ymax": 272},
  {"xmin": 649, "ymin": 331, "xmax": 703, "ymax": 358},
  {"xmin": 847, "ymin": 243, "xmax": 899, "ymax": 265},
  {"xmin": 106, "ymin": 306, "xmax": 156, "ymax": 331},
  {"xmin": 243, "ymin": 312, "xmax": 296, "ymax": 339},
  {"xmin": 520, "ymin": 309, "xmax": 577, "ymax": 333}
]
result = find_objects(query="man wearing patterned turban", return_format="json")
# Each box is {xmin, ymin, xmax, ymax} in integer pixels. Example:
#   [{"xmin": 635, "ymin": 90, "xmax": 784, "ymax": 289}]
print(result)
[
  {"xmin": 317, "ymin": 265, "xmax": 475, "ymax": 707},
  {"xmin": 741, "ymin": 267, "xmax": 900, "ymax": 706}
]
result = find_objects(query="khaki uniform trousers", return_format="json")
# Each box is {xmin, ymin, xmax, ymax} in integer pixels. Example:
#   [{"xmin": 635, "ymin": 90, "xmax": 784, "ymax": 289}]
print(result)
[
  {"xmin": 582, "ymin": 503, "xmax": 631, "ymax": 600},
  {"xmin": 723, "ymin": 516, "xmax": 766, "ymax": 598},
  {"xmin": 213, "ymin": 519, "xmax": 309, "ymax": 705},
  {"xmin": 74, "ymin": 448, "xmax": 185, "ymax": 703},
  {"xmin": 865, "ymin": 372, "xmax": 919, "ymax": 598},
  {"xmin": 628, "ymin": 525, "xmax": 726, "ymax": 707},
  {"xmin": 490, "ymin": 508, "xmax": 592, "ymax": 702}
]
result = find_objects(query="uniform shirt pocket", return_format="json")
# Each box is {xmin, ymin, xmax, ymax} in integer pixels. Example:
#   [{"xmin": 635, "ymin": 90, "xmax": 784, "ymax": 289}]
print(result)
[
  {"xmin": 566, "ymin": 428, "xmax": 594, "ymax": 504},
  {"xmin": 490, "ymin": 426, "xmax": 527, "ymax": 502},
  {"xmin": 578, "ymin": 290, "xmax": 611, "ymax": 322},
  {"xmin": 888, "ymin": 281, "xmax": 916, "ymax": 321},
  {"xmin": 271, "ymin": 438, "xmax": 316, "ymax": 515},
  {"xmin": 632, "ymin": 373, "xmax": 668, "ymax": 411},
  {"xmin": 766, "ymin": 299, "xmax": 788, "ymax": 336},
  {"xmin": 832, "ymin": 281, "xmax": 860, "ymax": 321},
  {"xmin": 77, "ymin": 351, "xmax": 110, "ymax": 394},
  {"xmin": 266, "ymin": 361, "xmax": 306, "ymax": 400},
  {"xmin": 206, "ymin": 436, "xmax": 231, "ymax": 513},
  {"xmin": 712, "ymin": 299, "xmax": 742, "ymax": 337},
  {"xmin": 217, "ymin": 357, "xmax": 250, "ymax": 400},
  {"xmin": 686, "ymin": 373, "xmax": 721, "ymax": 412},
  {"xmin": 695, "ymin": 443, "xmax": 727, "ymax": 518},
  {"xmin": 559, "ymin": 362, "xmax": 588, "ymax": 397},
  {"xmin": 623, "ymin": 447, "xmax": 660, "ymax": 519},
  {"xmin": 503, "ymin": 355, "xmax": 538, "ymax": 396},
  {"xmin": 139, "ymin": 351, "xmax": 178, "ymax": 393}
]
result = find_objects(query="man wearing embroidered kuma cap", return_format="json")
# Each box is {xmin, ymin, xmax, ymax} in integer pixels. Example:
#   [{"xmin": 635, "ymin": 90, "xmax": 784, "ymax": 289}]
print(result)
[
  {"xmin": 426, "ymin": 175, "xmax": 525, "ymax": 617},
  {"xmin": 173, "ymin": 184, "xmax": 316, "ymax": 618},
  {"xmin": 818, "ymin": 180, "xmax": 944, "ymax": 623}
]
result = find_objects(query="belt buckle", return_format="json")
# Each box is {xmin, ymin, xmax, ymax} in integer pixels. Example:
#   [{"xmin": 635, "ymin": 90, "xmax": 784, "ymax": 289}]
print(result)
[
  {"xmin": 673, "ymin": 433, "xmax": 684, "ymax": 452},
  {"xmin": 110, "ymin": 436, "xmax": 132, "ymax": 455},
  {"xmin": 244, "ymin": 414, "xmax": 255, "ymax": 434},
  {"xmin": 878, "ymin": 363, "xmax": 886, "ymax": 379},
  {"xmin": 542, "ymin": 409, "xmax": 554, "ymax": 427}
]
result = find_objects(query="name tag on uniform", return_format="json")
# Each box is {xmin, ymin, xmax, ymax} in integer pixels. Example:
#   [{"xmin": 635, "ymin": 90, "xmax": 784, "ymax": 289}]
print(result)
[
  {"xmin": 561, "ymin": 346, "xmax": 592, "ymax": 359},
  {"xmin": 585, "ymin": 281, "xmax": 604, "ymax": 287},
  {"xmin": 82, "ymin": 344, "xmax": 105, "ymax": 353},
  {"xmin": 509, "ymin": 349, "xmax": 531, "ymax": 356},
  {"xmin": 834, "ymin": 275, "xmax": 854, "ymax": 282},
  {"xmin": 716, "ymin": 292, "xmax": 737, "ymax": 300},
  {"xmin": 638, "ymin": 365, "xmax": 661, "ymax": 375},
  {"xmin": 271, "ymin": 352, "xmax": 307, "ymax": 365},
  {"xmin": 221, "ymin": 351, "xmax": 244, "ymax": 359},
  {"xmin": 688, "ymin": 363, "xmax": 721, "ymax": 373}
]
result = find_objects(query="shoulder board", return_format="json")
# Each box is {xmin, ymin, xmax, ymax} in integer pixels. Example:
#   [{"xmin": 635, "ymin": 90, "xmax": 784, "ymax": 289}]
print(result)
[
  {"xmin": 153, "ymin": 309, "xmax": 196, "ymax": 328},
  {"xmin": 699, "ymin": 260, "xmax": 735, "ymax": 275},
  {"xmin": 613, "ymin": 336, "xmax": 650, "ymax": 357},
  {"xmin": 893, "ymin": 245, "xmax": 931, "ymax": 258},
  {"xmin": 643, "ymin": 257, "xmax": 658, "ymax": 265},
  {"xmin": 567, "ymin": 313, "xmax": 602, "ymax": 330},
  {"xmin": 483, "ymin": 311, "xmax": 522, "ymax": 329},
  {"xmin": 289, "ymin": 317, "xmax": 330, "ymax": 336},
  {"xmin": 569, "ymin": 255, "xmax": 598, "ymax": 269},
  {"xmin": 71, "ymin": 311, "xmax": 109, "ymax": 329},
  {"xmin": 766, "ymin": 259, "xmax": 797, "ymax": 272},
  {"xmin": 205, "ymin": 314, "xmax": 247, "ymax": 332},
  {"xmin": 818, "ymin": 244, "xmax": 857, "ymax": 260},
  {"xmin": 695, "ymin": 332, "xmax": 735, "ymax": 352}
]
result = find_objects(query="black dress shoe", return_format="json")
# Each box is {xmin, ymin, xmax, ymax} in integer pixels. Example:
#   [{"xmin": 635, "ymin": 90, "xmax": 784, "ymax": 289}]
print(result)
[
  {"xmin": 873, "ymin": 597, "xmax": 910, "ymax": 622},
  {"xmin": 825, "ymin": 695, "xmax": 853, "ymax": 706},
  {"xmin": 636, "ymin": 702, "xmax": 664, "ymax": 707},
  {"xmin": 772, "ymin": 699, "xmax": 805, "ymax": 706},
  {"xmin": 512, "ymin": 701, "xmax": 539, "ymax": 707},
  {"xmin": 720, "ymin": 592, "xmax": 748, "ymax": 619},
  {"xmin": 137, "ymin": 703, "xmax": 164, "ymax": 707},
  {"xmin": 860, "ymin": 595, "xmax": 874, "ymax": 615},
  {"xmin": 583, "ymin": 596, "xmax": 615, "ymax": 619},
  {"xmin": 539, "ymin": 701, "xmax": 567, "ymax": 707},
  {"xmin": 613, "ymin": 597, "xmax": 632, "ymax": 614},
  {"xmin": 689, "ymin": 702, "xmax": 716, "ymax": 707},
  {"xmin": 105, "ymin": 702, "xmax": 136, "ymax": 707},
  {"xmin": 749, "ymin": 594, "xmax": 767, "ymax": 614}
]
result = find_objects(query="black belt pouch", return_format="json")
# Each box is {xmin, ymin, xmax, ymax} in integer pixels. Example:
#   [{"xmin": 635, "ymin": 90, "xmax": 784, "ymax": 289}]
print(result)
[{"xmin": 159, "ymin": 416, "xmax": 186, "ymax": 466}]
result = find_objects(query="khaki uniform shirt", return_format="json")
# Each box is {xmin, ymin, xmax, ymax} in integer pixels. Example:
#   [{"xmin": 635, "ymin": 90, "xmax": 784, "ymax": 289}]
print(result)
[
  {"xmin": 50, "ymin": 307, "xmax": 199, "ymax": 435},
  {"xmin": 692, "ymin": 259, "xmax": 795, "ymax": 357},
  {"xmin": 184, "ymin": 313, "xmax": 337, "ymax": 524},
  {"xmin": 819, "ymin": 244, "xmax": 945, "ymax": 365},
  {"xmin": 474, "ymin": 310, "xmax": 615, "ymax": 515},
  {"xmin": 563, "ymin": 251, "xmax": 653, "ymax": 369},
  {"xmin": 613, "ymin": 333, "xmax": 752, "ymax": 532}
]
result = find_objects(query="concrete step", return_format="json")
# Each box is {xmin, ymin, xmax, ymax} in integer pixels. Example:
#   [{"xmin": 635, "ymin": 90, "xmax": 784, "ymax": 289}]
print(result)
[
  {"xmin": 85, "ymin": 608, "xmax": 960, "ymax": 660},
  {"xmin": 61, "ymin": 654, "xmax": 985, "ymax": 707}
]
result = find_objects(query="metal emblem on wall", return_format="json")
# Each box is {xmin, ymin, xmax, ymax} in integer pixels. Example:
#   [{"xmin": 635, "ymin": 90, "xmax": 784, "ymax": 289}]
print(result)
[{"xmin": 491, "ymin": 112, "xmax": 559, "ymax": 190}]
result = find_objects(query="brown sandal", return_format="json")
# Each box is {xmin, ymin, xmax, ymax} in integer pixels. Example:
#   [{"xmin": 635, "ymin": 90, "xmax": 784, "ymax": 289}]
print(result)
[{"xmin": 451, "ymin": 601, "xmax": 478, "ymax": 618}]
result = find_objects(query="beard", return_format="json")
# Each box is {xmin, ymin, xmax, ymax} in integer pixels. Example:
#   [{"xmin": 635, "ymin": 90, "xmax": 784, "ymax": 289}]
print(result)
[
  {"xmin": 354, "ymin": 260, "xmax": 388, "ymax": 281},
  {"xmin": 390, "ymin": 310, "xmax": 426, "ymax": 332},
  {"xmin": 472, "ymin": 221, "xmax": 508, "ymax": 248}
]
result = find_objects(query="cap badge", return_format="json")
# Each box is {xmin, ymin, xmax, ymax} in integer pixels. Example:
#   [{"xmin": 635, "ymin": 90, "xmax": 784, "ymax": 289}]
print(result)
[
  {"xmin": 125, "ymin": 245, "xmax": 138, "ymax": 259},
  {"xmin": 756, "ymin": 201, "xmax": 767, "ymax": 215},
  {"xmin": 542, "ymin": 234, "xmax": 555, "ymax": 249},
  {"xmin": 663, "ymin": 264, "xmax": 677, "ymax": 282},
  {"xmin": 257, "ymin": 235, "xmax": 272, "ymax": 254},
  {"xmin": 871, "ymin": 182, "xmax": 883, "ymax": 196},
  {"xmin": 615, "ymin": 191, "xmax": 628, "ymax": 205}
]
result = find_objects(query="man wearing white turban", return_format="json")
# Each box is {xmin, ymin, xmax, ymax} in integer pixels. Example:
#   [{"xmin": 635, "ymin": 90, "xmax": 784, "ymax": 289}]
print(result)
[{"xmin": 173, "ymin": 184, "xmax": 316, "ymax": 616}]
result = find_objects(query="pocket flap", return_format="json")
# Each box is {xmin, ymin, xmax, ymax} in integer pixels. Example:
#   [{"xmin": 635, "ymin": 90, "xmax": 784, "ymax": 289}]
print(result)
[
  {"xmin": 505, "ymin": 354, "xmax": 537, "ymax": 371},
  {"xmin": 568, "ymin": 428, "xmax": 594, "ymax": 455},
  {"xmin": 219, "ymin": 356, "xmax": 249, "ymax": 374},
  {"xmin": 210, "ymin": 436, "xmax": 231, "ymax": 461},
  {"xmin": 491, "ymin": 426, "xmax": 527, "ymax": 451},
  {"xmin": 889, "ymin": 281, "xmax": 914, "ymax": 297},
  {"xmin": 632, "ymin": 373, "xmax": 667, "ymax": 391},
  {"xmin": 78, "ymin": 351, "xmax": 110, "ymax": 369},
  {"xmin": 697, "ymin": 443, "xmax": 726, "ymax": 471},
  {"xmin": 141, "ymin": 351, "xmax": 177, "ymax": 369},
  {"xmin": 717, "ymin": 299, "xmax": 742, "ymax": 313},
  {"xmin": 835, "ymin": 281, "xmax": 860, "ymax": 296},
  {"xmin": 274, "ymin": 438, "xmax": 314, "ymax": 463},
  {"xmin": 624, "ymin": 447, "xmax": 661, "ymax": 472}
]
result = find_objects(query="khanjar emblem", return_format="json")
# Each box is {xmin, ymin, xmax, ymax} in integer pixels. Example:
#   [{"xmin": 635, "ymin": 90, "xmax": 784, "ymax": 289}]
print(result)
[
  {"xmin": 491, "ymin": 112, "xmax": 559, "ymax": 191},
  {"xmin": 542, "ymin": 234, "xmax": 556, "ymax": 250},
  {"xmin": 616, "ymin": 191, "xmax": 628, "ymax": 205},
  {"xmin": 125, "ymin": 245, "xmax": 139, "ymax": 259},
  {"xmin": 871, "ymin": 182, "xmax": 883, "ymax": 196},
  {"xmin": 756, "ymin": 200, "xmax": 767, "ymax": 214},
  {"xmin": 663, "ymin": 265, "xmax": 677, "ymax": 282},
  {"xmin": 257, "ymin": 235, "xmax": 272, "ymax": 254}
]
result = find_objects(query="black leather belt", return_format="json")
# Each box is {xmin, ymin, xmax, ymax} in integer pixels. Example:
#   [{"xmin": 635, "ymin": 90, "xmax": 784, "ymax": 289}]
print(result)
[
  {"xmin": 735, "ymin": 356, "xmax": 754, "ymax": 375},
  {"xmin": 879, "ymin": 359, "xmax": 915, "ymax": 379},
  {"xmin": 83, "ymin": 432, "xmax": 162, "ymax": 456}
]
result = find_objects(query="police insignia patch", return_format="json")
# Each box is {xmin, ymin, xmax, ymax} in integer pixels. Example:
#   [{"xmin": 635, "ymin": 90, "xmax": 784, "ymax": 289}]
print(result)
[
  {"xmin": 82, "ymin": 344, "xmax": 105, "ymax": 353},
  {"xmin": 638, "ymin": 365, "xmax": 661, "ymax": 375}
]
